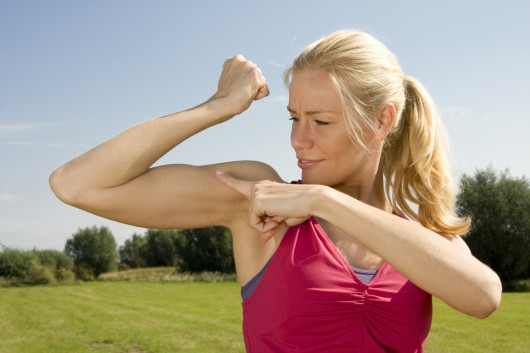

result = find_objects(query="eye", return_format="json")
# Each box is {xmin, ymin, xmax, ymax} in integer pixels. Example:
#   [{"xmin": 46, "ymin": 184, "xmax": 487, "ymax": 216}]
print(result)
[
  {"xmin": 315, "ymin": 120, "xmax": 330, "ymax": 126},
  {"xmin": 289, "ymin": 116, "xmax": 299, "ymax": 122}
]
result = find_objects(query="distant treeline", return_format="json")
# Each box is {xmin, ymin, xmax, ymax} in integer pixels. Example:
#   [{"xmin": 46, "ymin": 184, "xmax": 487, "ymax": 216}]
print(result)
[{"xmin": 0, "ymin": 226, "xmax": 234, "ymax": 286}]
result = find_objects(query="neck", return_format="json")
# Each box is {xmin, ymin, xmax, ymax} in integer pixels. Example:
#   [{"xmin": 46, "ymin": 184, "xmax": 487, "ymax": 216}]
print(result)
[{"xmin": 333, "ymin": 159, "xmax": 391, "ymax": 213}]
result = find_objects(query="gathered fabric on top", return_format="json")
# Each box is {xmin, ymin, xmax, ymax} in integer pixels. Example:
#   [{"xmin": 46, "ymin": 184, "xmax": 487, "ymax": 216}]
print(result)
[{"xmin": 242, "ymin": 216, "xmax": 432, "ymax": 353}]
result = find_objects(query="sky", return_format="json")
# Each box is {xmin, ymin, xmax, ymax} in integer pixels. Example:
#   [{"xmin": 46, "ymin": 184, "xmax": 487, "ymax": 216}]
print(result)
[{"xmin": 1, "ymin": 0, "xmax": 529, "ymax": 251}]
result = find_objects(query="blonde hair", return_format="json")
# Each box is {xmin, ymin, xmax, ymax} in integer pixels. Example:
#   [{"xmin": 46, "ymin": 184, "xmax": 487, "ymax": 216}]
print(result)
[{"xmin": 285, "ymin": 30, "xmax": 470, "ymax": 236}]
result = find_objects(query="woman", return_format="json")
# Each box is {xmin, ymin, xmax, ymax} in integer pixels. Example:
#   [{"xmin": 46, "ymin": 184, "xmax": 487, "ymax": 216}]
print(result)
[{"xmin": 50, "ymin": 30, "xmax": 501, "ymax": 352}]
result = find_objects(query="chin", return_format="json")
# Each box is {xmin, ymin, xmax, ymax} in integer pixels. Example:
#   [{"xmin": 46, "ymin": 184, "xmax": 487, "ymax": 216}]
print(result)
[{"xmin": 301, "ymin": 173, "xmax": 330, "ymax": 186}]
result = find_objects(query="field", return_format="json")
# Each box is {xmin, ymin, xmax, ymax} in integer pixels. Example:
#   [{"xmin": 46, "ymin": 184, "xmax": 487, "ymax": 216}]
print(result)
[{"xmin": 1, "ymin": 281, "xmax": 528, "ymax": 353}]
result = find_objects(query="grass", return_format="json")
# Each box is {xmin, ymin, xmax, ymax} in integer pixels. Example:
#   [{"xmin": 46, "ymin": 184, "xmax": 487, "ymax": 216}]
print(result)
[
  {"xmin": 0, "ymin": 281, "xmax": 528, "ymax": 353},
  {"xmin": 427, "ymin": 293, "xmax": 530, "ymax": 353},
  {"xmin": 0, "ymin": 282, "xmax": 245, "ymax": 353}
]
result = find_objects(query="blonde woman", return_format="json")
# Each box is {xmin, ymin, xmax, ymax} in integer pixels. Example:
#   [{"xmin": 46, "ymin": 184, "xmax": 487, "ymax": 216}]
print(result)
[{"xmin": 50, "ymin": 30, "xmax": 501, "ymax": 352}]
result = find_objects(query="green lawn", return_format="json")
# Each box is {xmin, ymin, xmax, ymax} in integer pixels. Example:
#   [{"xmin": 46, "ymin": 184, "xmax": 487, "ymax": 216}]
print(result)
[
  {"xmin": 427, "ymin": 292, "xmax": 530, "ymax": 353},
  {"xmin": 0, "ymin": 282, "xmax": 528, "ymax": 353}
]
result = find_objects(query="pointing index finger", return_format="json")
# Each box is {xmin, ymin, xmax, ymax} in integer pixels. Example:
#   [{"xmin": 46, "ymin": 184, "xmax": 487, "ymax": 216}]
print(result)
[{"xmin": 215, "ymin": 171, "xmax": 252, "ymax": 197}]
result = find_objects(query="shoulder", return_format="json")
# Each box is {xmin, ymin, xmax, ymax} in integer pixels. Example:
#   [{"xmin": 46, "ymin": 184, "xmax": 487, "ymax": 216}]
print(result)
[
  {"xmin": 204, "ymin": 160, "xmax": 284, "ymax": 183},
  {"xmin": 449, "ymin": 235, "xmax": 472, "ymax": 254}
]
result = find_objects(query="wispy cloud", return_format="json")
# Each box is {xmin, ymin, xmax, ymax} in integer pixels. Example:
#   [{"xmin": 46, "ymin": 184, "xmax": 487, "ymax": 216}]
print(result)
[
  {"xmin": 0, "ymin": 122, "xmax": 57, "ymax": 134},
  {"xmin": 442, "ymin": 106, "xmax": 473, "ymax": 120},
  {"xmin": 270, "ymin": 95, "xmax": 288, "ymax": 103},
  {"xmin": 0, "ymin": 141, "xmax": 87, "ymax": 147},
  {"xmin": 0, "ymin": 193, "xmax": 22, "ymax": 203},
  {"xmin": 268, "ymin": 59, "xmax": 288, "ymax": 69}
]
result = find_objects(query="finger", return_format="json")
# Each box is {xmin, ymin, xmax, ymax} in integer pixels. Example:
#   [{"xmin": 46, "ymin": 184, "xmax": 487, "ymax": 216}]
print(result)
[
  {"xmin": 259, "ymin": 222, "xmax": 288, "ymax": 244},
  {"xmin": 215, "ymin": 171, "xmax": 252, "ymax": 197},
  {"xmin": 254, "ymin": 67, "xmax": 269, "ymax": 100},
  {"xmin": 255, "ymin": 83, "xmax": 270, "ymax": 100},
  {"xmin": 284, "ymin": 216, "xmax": 309, "ymax": 227}
]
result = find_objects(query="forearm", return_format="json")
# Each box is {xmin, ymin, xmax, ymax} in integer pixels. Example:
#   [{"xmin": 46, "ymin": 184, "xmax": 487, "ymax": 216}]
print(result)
[
  {"xmin": 314, "ymin": 187, "xmax": 501, "ymax": 318},
  {"xmin": 50, "ymin": 99, "xmax": 230, "ymax": 201}
]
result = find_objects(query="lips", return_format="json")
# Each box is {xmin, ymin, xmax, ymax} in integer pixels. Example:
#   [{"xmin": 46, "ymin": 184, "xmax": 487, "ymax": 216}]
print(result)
[{"xmin": 297, "ymin": 158, "xmax": 323, "ymax": 170}]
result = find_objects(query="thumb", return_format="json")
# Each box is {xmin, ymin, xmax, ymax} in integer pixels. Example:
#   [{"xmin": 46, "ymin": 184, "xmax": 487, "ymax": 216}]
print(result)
[
  {"xmin": 215, "ymin": 171, "xmax": 253, "ymax": 197},
  {"xmin": 255, "ymin": 83, "xmax": 270, "ymax": 100}
]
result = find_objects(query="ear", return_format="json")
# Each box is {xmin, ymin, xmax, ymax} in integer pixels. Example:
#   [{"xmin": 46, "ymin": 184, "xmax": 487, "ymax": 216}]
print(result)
[{"xmin": 375, "ymin": 102, "xmax": 396, "ymax": 140}]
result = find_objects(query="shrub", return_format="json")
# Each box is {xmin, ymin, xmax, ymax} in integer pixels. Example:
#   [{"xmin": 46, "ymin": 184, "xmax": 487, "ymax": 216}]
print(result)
[
  {"xmin": 0, "ymin": 249, "xmax": 32, "ymax": 278},
  {"xmin": 0, "ymin": 248, "xmax": 75, "ymax": 286},
  {"xmin": 27, "ymin": 259, "xmax": 56, "ymax": 285}
]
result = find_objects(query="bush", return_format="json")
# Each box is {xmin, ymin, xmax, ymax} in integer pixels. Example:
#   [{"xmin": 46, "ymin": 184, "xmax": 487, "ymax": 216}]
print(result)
[
  {"xmin": 0, "ymin": 248, "xmax": 76, "ymax": 286},
  {"xmin": 55, "ymin": 267, "xmax": 76, "ymax": 282},
  {"xmin": 27, "ymin": 259, "xmax": 56, "ymax": 285},
  {"xmin": 0, "ymin": 249, "xmax": 33, "ymax": 278}
]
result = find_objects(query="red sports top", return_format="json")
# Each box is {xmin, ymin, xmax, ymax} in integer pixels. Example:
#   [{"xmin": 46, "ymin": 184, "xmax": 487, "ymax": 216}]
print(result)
[{"xmin": 242, "ymin": 216, "xmax": 432, "ymax": 353}]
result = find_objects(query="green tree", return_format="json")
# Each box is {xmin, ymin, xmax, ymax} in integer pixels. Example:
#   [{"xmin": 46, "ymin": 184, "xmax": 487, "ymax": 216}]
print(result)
[
  {"xmin": 178, "ymin": 227, "xmax": 235, "ymax": 273},
  {"xmin": 119, "ymin": 233, "xmax": 147, "ymax": 268},
  {"xmin": 142, "ymin": 229, "xmax": 182, "ymax": 267},
  {"xmin": 119, "ymin": 227, "xmax": 236, "ymax": 273},
  {"xmin": 457, "ymin": 168, "xmax": 530, "ymax": 284},
  {"xmin": 64, "ymin": 226, "xmax": 118, "ymax": 280}
]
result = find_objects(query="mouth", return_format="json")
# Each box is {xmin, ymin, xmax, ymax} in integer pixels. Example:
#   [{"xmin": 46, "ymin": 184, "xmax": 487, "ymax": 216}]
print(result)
[{"xmin": 297, "ymin": 158, "xmax": 323, "ymax": 170}]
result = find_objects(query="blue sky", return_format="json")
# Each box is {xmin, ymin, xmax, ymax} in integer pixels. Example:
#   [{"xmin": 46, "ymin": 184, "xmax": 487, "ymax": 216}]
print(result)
[{"xmin": 1, "ymin": 0, "xmax": 529, "ymax": 250}]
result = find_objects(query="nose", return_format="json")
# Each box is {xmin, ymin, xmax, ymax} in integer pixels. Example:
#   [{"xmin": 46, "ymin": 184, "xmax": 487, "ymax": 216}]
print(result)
[{"xmin": 290, "ymin": 120, "xmax": 313, "ymax": 150}]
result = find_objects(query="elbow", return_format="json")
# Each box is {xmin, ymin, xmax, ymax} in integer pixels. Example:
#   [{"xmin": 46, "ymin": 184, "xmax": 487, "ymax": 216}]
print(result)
[
  {"xmin": 473, "ymin": 294, "xmax": 501, "ymax": 320},
  {"xmin": 470, "ymin": 273, "xmax": 502, "ymax": 319},
  {"xmin": 49, "ymin": 167, "xmax": 81, "ymax": 206}
]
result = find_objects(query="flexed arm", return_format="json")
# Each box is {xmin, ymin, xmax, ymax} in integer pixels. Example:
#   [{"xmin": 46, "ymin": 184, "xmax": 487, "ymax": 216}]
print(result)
[{"xmin": 49, "ymin": 55, "xmax": 275, "ymax": 230}]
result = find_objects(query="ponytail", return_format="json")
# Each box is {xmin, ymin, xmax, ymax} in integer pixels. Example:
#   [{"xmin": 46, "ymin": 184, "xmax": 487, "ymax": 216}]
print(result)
[{"xmin": 383, "ymin": 76, "xmax": 470, "ymax": 236}]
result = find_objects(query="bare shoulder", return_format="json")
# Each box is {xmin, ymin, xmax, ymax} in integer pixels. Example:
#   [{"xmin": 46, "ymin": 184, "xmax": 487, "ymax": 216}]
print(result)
[
  {"xmin": 447, "ymin": 234, "xmax": 472, "ymax": 254},
  {"xmin": 204, "ymin": 160, "xmax": 284, "ymax": 183},
  {"xmin": 203, "ymin": 160, "xmax": 282, "ymax": 286}
]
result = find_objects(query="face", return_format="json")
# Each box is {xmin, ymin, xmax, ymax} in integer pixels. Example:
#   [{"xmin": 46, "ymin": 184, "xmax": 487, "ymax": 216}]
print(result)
[{"xmin": 288, "ymin": 69, "xmax": 381, "ymax": 191}]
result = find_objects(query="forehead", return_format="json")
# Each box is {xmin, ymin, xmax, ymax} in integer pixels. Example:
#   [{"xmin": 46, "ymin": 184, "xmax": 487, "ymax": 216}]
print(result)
[{"xmin": 288, "ymin": 69, "xmax": 342, "ymax": 112}]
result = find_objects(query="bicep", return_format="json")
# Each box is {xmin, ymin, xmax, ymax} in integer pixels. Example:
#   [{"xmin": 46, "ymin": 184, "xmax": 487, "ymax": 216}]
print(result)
[{"xmin": 72, "ymin": 161, "xmax": 282, "ymax": 230}]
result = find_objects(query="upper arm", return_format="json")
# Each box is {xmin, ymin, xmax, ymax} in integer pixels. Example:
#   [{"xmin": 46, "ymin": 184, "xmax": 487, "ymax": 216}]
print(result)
[
  {"xmin": 67, "ymin": 160, "xmax": 283, "ymax": 230},
  {"xmin": 446, "ymin": 234, "xmax": 472, "ymax": 254}
]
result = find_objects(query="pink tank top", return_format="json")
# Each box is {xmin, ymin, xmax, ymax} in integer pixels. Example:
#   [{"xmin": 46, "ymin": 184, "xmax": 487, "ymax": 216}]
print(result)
[{"xmin": 242, "ymin": 216, "xmax": 432, "ymax": 353}]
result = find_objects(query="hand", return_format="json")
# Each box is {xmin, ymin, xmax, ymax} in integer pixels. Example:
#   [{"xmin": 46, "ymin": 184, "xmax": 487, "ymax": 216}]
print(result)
[
  {"xmin": 209, "ymin": 55, "xmax": 269, "ymax": 119},
  {"xmin": 216, "ymin": 172, "xmax": 317, "ymax": 243}
]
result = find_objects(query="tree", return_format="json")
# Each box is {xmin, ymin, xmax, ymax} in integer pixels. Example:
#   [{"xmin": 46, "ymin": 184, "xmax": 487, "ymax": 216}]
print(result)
[
  {"xmin": 117, "ymin": 226, "xmax": 236, "ymax": 273},
  {"xmin": 457, "ymin": 168, "xmax": 530, "ymax": 284},
  {"xmin": 119, "ymin": 233, "xmax": 147, "ymax": 268},
  {"xmin": 142, "ymin": 229, "xmax": 181, "ymax": 267},
  {"xmin": 178, "ymin": 227, "xmax": 235, "ymax": 273},
  {"xmin": 64, "ymin": 226, "xmax": 118, "ymax": 280}
]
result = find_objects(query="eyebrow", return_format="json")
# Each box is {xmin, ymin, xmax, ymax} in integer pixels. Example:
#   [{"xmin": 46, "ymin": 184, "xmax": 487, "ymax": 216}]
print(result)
[{"xmin": 286, "ymin": 106, "xmax": 336, "ymax": 116}]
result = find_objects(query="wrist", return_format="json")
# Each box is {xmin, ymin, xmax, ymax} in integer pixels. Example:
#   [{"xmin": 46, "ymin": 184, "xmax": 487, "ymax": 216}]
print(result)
[
  {"xmin": 309, "ymin": 185, "xmax": 333, "ymax": 219},
  {"xmin": 203, "ymin": 96, "xmax": 239, "ymax": 123}
]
